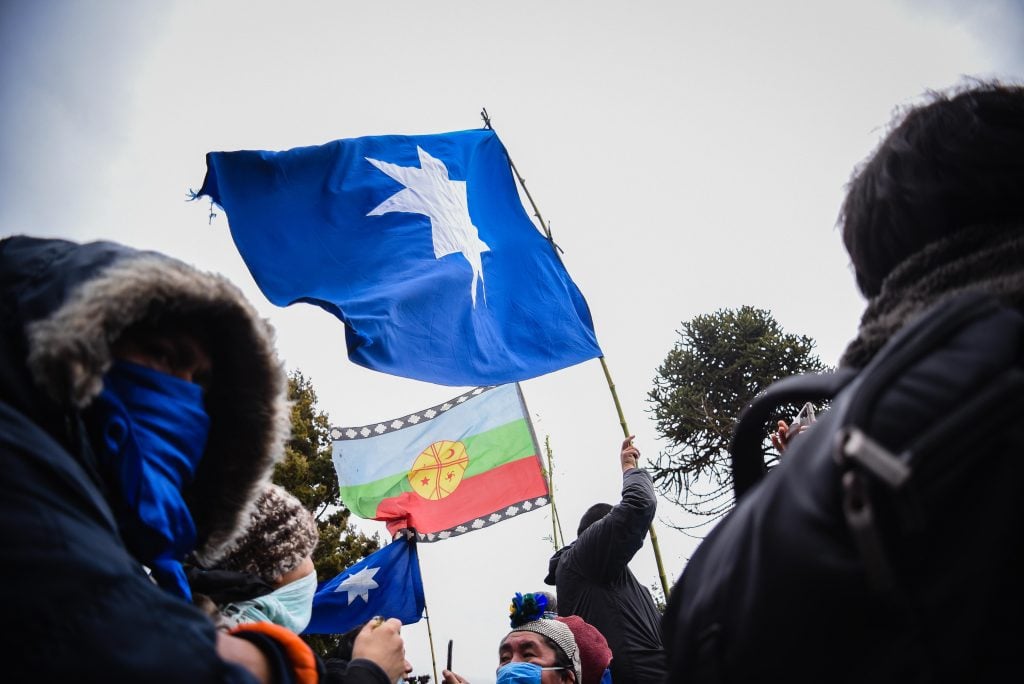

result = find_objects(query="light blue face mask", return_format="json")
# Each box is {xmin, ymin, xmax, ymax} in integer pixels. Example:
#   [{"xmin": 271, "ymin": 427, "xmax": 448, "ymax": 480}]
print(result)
[
  {"xmin": 221, "ymin": 569, "xmax": 317, "ymax": 633},
  {"xmin": 496, "ymin": 661, "xmax": 567, "ymax": 684}
]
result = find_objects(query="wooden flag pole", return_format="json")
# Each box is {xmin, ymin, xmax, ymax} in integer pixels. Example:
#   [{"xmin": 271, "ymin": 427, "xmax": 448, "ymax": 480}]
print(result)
[
  {"xmin": 413, "ymin": 538, "xmax": 441, "ymax": 684},
  {"xmin": 600, "ymin": 357, "xmax": 671, "ymax": 599},
  {"xmin": 480, "ymin": 108, "xmax": 557, "ymax": 247},
  {"xmin": 482, "ymin": 108, "xmax": 671, "ymax": 600},
  {"xmin": 423, "ymin": 597, "xmax": 440, "ymax": 684},
  {"xmin": 544, "ymin": 435, "xmax": 566, "ymax": 550}
]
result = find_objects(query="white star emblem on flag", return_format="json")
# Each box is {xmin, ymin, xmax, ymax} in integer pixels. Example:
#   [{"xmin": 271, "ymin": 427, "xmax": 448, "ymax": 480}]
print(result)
[
  {"xmin": 335, "ymin": 566, "xmax": 380, "ymax": 604},
  {"xmin": 365, "ymin": 147, "xmax": 491, "ymax": 306}
]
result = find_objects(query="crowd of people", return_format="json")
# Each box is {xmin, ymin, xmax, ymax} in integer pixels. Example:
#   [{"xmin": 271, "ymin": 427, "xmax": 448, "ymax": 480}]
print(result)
[{"xmin": 2, "ymin": 79, "xmax": 1021, "ymax": 682}]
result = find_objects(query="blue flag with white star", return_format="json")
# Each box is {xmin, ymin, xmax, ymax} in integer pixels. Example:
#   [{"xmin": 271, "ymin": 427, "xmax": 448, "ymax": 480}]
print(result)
[
  {"xmin": 196, "ymin": 128, "xmax": 602, "ymax": 386},
  {"xmin": 303, "ymin": 536, "xmax": 424, "ymax": 635}
]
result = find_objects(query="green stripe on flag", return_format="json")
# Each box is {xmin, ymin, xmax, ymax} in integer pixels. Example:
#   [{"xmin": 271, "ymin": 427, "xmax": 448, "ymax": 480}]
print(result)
[
  {"xmin": 461, "ymin": 419, "xmax": 535, "ymax": 476},
  {"xmin": 340, "ymin": 474, "xmax": 414, "ymax": 519}
]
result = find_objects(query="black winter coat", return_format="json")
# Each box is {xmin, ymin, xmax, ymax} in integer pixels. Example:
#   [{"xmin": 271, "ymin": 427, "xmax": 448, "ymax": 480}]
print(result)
[
  {"xmin": 661, "ymin": 293, "xmax": 1024, "ymax": 683},
  {"xmin": 545, "ymin": 469, "xmax": 666, "ymax": 683},
  {"xmin": 0, "ymin": 236, "xmax": 289, "ymax": 682}
]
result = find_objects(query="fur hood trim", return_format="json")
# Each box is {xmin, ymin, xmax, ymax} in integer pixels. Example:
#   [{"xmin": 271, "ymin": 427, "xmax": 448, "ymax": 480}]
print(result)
[{"xmin": 26, "ymin": 251, "xmax": 290, "ymax": 562}]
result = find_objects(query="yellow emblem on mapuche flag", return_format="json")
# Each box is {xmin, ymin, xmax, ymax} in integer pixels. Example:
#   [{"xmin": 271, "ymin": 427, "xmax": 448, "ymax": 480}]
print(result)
[{"xmin": 408, "ymin": 440, "xmax": 470, "ymax": 500}]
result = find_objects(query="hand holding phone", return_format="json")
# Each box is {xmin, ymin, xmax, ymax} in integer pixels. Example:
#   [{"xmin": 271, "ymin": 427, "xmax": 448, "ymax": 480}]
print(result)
[{"xmin": 770, "ymin": 403, "xmax": 817, "ymax": 455}]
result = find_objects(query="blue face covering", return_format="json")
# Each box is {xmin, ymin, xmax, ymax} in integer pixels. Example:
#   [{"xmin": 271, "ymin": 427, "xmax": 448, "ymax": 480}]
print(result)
[
  {"xmin": 221, "ymin": 569, "xmax": 318, "ymax": 633},
  {"xmin": 85, "ymin": 360, "xmax": 210, "ymax": 600},
  {"xmin": 496, "ymin": 662, "xmax": 567, "ymax": 684}
]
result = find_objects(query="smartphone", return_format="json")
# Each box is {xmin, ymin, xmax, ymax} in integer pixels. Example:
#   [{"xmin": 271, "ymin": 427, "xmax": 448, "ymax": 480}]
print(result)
[
  {"xmin": 446, "ymin": 639, "xmax": 453, "ymax": 672},
  {"xmin": 793, "ymin": 401, "xmax": 816, "ymax": 428}
]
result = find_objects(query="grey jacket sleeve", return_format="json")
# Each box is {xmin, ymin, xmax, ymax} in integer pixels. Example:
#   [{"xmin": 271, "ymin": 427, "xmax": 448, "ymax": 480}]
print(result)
[{"xmin": 570, "ymin": 468, "xmax": 657, "ymax": 582}]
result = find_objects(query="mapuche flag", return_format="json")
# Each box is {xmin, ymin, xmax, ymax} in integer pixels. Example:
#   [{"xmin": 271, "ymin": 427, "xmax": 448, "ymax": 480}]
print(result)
[
  {"xmin": 195, "ymin": 128, "xmax": 602, "ymax": 387},
  {"xmin": 303, "ymin": 535, "xmax": 424, "ymax": 635},
  {"xmin": 331, "ymin": 383, "xmax": 549, "ymax": 541}
]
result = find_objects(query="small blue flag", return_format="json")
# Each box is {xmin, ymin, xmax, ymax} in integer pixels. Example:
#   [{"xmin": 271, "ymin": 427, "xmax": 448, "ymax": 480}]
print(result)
[
  {"xmin": 197, "ymin": 128, "xmax": 602, "ymax": 386},
  {"xmin": 303, "ymin": 536, "xmax": 425, "ymax": 635}
]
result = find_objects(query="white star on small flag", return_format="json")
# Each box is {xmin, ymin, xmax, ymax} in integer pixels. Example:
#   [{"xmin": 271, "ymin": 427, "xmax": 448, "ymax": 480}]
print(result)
[{"xmin": 335, "ymin": 566, "xmax": 380, "ymax": 604}]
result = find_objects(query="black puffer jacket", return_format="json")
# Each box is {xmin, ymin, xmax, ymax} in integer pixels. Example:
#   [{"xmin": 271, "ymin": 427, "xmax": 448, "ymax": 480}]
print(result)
[
  {"xmin": 661, "ymin": 226, "xmax": 1024, "ymax": 683},
  {"xmin": 0, "ymin": 236, "xmax": 291, "ymax": 682},
  {"xmin": 545, "ymin": 469, "xmax": 666, "ymax": 683}
]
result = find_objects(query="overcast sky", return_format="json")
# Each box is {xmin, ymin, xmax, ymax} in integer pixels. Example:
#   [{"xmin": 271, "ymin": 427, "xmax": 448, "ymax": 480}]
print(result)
[{"xmin": 2, "ymin": 1, "xmax": 1022, "ymax": 681}]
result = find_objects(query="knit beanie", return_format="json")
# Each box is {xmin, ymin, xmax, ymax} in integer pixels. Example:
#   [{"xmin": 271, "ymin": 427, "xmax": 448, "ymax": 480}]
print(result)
[
  {"xmin": 212, "ymin": 484, "xmax": 318, "ymax": 583},
  {"xmin": 505, "ymin": 593, "xmax": 583, "ymax": 683},
  {"xmin": 556, "ymin": 616, "xmax": 612, "ymax": 684}
]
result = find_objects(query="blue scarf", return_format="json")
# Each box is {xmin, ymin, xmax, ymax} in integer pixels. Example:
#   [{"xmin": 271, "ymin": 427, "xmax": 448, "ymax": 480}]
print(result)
[{"xmin": 86, "ymin": 360, "xmax": 210, "ymax": 599}]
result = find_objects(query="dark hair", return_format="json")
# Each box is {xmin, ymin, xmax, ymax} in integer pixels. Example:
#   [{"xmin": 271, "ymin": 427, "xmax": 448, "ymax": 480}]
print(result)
[
  {"xmin": 577, "ymin": 503, "xmax": 613, "ymax": 536},
  {"xmin": 537, "ymin": 590, "xmax": 557, "ymax": 614},
  {"xmin": 542, "ymin": 635, "xmax": 575, "ymax": 682},
  {"xmin": 840, "ymin": 81, "xmax": 1024, "ymax": 297}
]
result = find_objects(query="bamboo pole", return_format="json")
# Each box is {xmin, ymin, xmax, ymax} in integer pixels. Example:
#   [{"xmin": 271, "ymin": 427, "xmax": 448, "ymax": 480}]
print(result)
[
  {"xmin": 544, "ymin": 436, "xmax": 565, "ymax": 550},
  {"xmin": 483, "ymin": 108, "xmax": 671, "ymax": 600},
  {"xmin": 480, "ymin": 108, "xmax": 556, "ymax": 245},
  {"xmin": 412, "ymin": 538, "xmax": 439, "ymax": 684},
  {"xmin": 600, "ymin": 357, "xmax": 671, "ymax": 599}
]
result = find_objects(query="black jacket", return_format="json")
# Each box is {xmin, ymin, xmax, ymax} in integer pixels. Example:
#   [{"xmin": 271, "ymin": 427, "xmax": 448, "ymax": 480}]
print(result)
[
  {"xmin": 323, "ymin": 659, "xmax": 393, "ymax": 684},
  {"xmin": 662, "ymin": 293, "xmax": 1024, "ymax": 682},
  {"xmin": 0, "ymin": 236, "xmax": 290, "ymax": 681},
  {"xmin": 545, "ymin": 469, "xmax": 666, "ymax": 683}
]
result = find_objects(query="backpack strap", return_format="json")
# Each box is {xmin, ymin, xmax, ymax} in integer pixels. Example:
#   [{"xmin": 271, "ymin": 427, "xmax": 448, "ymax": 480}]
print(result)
[
  {"xmin": 842, "ymin": 292, "xmax": 1005, "ymax": 428},
  {"xmin": 730, "ymin": 368, "xmax": 858, "ymax": 500},
  {"xmin": 833, "ymin": 293, "xmax": 1024, "ymax": 589},
  {"xmin": 730, "ymin": 291, "xmax": 1012, "ymax": 502}
]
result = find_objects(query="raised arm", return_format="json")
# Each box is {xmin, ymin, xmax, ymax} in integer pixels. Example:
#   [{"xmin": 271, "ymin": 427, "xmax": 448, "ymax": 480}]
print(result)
[{"xmin": 570, "ymin": 437, "xmax": 657, "ymax": 581}]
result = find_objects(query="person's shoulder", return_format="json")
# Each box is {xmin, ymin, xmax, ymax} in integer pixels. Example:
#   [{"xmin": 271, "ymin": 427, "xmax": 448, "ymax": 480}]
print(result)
[{"xmin": 550, "ymin": 542, "xmax": 575, "ymax": 565}]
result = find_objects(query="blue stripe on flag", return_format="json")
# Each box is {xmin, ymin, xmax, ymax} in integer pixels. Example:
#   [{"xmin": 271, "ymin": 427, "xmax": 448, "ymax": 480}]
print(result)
[{"xmin": 332, "ymin": 383, "xmax": 524, "ymax": 486}]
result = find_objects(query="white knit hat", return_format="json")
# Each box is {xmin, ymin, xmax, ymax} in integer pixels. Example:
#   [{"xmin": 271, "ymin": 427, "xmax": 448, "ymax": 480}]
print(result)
[{"xmin": 504, "ymin": 592, "xmax": 582, "ymax": 682}]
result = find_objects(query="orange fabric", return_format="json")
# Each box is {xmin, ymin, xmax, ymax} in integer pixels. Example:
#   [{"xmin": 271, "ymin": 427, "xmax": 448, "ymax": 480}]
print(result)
[{"xmin": 230, "ymin": 622, "xmax": 319, "ymax": 684}]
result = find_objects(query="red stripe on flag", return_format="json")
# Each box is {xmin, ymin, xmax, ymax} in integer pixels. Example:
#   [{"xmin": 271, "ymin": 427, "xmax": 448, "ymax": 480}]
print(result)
[{"xmin": 374, "ymin": 455, "xmax": 548, "ymax": 537}]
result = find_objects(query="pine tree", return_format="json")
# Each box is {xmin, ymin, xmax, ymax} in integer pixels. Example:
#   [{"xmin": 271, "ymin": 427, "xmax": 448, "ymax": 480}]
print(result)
[
  {"xmin": 648, "ymin": 306, "xmax": 826, "ymax": 525},
  {"xmin": 276, "ymin": 370, "xmax": 380, "ymax": 655}
]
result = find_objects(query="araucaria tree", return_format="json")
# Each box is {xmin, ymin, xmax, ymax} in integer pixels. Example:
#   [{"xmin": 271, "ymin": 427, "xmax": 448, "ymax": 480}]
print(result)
[
  {"xmin": 647, "ymin": 307, "xmax": 825, "ymax": 525},
  {"xmin": 275, "ymin": 370, "xmax": 379, "ymax": 654}
]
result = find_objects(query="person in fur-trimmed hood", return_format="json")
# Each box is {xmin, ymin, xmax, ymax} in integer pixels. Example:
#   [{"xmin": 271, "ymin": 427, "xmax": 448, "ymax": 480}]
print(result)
[{"xmin": 0, "ymin": 236, "xmax": 316, "ymax": 683}]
